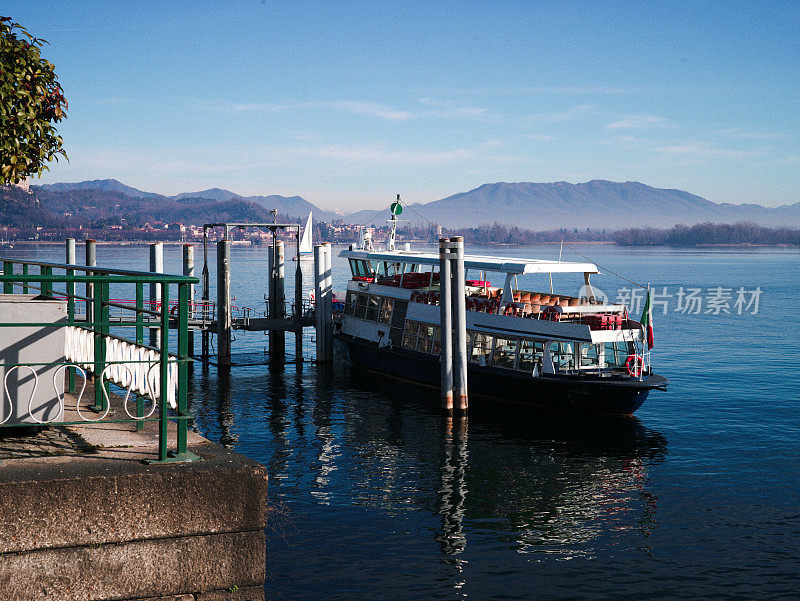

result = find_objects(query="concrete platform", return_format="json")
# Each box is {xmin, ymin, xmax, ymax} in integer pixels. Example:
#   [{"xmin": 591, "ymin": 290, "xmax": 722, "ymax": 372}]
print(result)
[{"xmin": 0, "ymin": 395, "xmax": 269, "ymax": 601}]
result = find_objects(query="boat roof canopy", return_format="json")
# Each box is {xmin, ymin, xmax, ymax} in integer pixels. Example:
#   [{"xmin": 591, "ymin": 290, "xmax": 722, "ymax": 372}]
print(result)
[{"xmin": 340, "ymin": 248, "xmax": 599, "ymax": 275}]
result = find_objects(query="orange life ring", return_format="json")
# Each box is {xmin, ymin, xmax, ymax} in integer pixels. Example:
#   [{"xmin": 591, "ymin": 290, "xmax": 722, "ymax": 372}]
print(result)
[{"xmin": 625, "ymin": 354, "xmax": 644, "ymax": 376}]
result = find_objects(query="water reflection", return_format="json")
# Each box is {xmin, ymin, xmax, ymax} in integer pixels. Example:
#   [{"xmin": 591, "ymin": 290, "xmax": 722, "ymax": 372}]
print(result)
[
  {"xmin": 344, "ymin": 369, "xmax": 667, "ymax": 560},
  {"xmin": 191, "ymin": 361, "xmax": 668, "ymax": 576},
  {"xmin": 436, "ymin": 416, "xmax": 468, "ymax": 561}
]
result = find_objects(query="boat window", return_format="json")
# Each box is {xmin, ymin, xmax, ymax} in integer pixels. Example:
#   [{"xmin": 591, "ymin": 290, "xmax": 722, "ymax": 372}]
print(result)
[
  {"xmin": 378, "ymin": 298, "xmax": 393, "ymax": 324},
  {"xmin": 416, "ymin": 324, "xmax": 436, "ymax": 354},
  {"xmin": 351, "ymin": 260, "xmax": 372, "ymax": 278},
  {"xmin": 354, "ymin": 293, "xmax": 368, "ymax": 319},
  {"xmin": 470, "ymin": 332, "xmax": 493, "ymax": 366},
  {"xmin": 518, "ymin": 339, "xmax": 544, "ymax": 372},
  {"xmin": 492, "ymin": 337, "xmax": 518, "ymax": 370},
  {"xmin": 603, "ymin": 341, "xmax": 635, "ymax": 367},
  {"xmin": 549, "ymin": 341, "xmax": 575, "ymax": 370},
  {"xmin": 580, "ymin": 343, "xmax": 601, "ymax": 367},
  {"xmin": 402, "ymin": 321, "xmax": 419, "ymax": 349},
  {"xmin": 344, "ymin": 290, "xmax": 357, "ymax": 316},
  {"xmin": 366, "ymin": 295, "xmax": 380, "ymax": 321}
]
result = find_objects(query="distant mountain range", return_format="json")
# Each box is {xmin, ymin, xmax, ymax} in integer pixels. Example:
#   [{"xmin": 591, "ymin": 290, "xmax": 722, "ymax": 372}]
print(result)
[{"xmin": 17, "ymin": 178, "xmax": 800, "ymax": 230}]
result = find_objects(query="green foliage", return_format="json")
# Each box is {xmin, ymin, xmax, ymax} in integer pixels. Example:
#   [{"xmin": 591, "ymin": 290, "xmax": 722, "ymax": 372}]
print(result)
[{"xmin": 0, "ymin": 16, "xmax": 67, "ymax": 184}]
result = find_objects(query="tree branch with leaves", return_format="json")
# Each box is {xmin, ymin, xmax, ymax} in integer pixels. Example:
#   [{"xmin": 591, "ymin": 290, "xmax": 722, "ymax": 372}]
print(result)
[{"xmin": 0, "ymin": 16, "xmax": 67, "ymax": 185}]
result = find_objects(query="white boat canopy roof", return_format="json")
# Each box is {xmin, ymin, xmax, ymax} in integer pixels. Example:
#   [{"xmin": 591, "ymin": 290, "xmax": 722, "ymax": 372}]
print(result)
[{"xmin": 340, "ymin": 248, "xmax": 599, "ymax": 275}]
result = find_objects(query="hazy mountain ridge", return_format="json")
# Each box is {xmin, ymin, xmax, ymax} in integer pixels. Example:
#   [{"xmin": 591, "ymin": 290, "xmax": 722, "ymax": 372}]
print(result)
[
  {"xmin": 20, "ymin": 178, "xmax": 800, "ymax": 230},
  {"xmin": 403, "ymin": 180, "xmax": 800, "ymax": 229}
]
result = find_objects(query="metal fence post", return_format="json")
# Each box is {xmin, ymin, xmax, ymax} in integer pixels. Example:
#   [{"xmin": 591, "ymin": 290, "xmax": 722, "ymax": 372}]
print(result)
[
  {"xmin": 172, "ymin": 282, "xmax": 199, "ymax": 461},
  {"xmin": 92, "ymin": 278, "xmax": 108, "ymax": 412},
  {"xmin": 158, "ymin": 281, "xmax": 169, "ymax": 462},
  {"xmin": 41, "ymin": 265, "xmax": 53, "ymax": 297},
  {"xmin": 3, "ymin": 261, "xmax": 12, "ymax": 294},
  {"xmin": 135, "ymin": 282, "xmax": 145, "ymax": 430},
  {"xmin": 85, "ymin": 239, "xmax": 96, "ymax": 321},
  {"xmin": 21, "ymin": 264, "xmax": 28, "ymax": 294},
  {"xmin": 66, "ymin": 240, "xmax": 76, "ymax": 393}
]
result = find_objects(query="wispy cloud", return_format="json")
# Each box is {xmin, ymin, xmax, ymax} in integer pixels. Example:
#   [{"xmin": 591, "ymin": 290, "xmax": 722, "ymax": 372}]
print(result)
[
  {"xmin": 711, "ymin": 127, "xmax": 789, "ymax": 140},
  {"xmin": 217, "ymin": 98, "xmax": 491, "ymax": 122},
  {"xmin": 466, "ymin": 85, "xmax": 653, "ymax": 96},
  {"xmin": 606, "ymin": 114, "xmax": 671, "ymax": 130},
  {"xmin": 653, "ymin": 141, "xmax": 770, "ymax": 159},
  {"xmin": 522, "ymin": 104, "xmax": 593, "ymax": 124}
]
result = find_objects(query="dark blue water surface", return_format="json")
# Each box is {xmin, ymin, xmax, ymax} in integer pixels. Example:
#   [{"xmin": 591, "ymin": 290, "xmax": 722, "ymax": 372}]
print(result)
[{"xmin": 8, "ymin": 243, "xmax": 800, "ymax": 600}]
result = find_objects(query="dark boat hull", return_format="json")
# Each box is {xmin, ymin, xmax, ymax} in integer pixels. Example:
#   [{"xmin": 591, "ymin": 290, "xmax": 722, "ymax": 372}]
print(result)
[{"xmin": 335, "ymin": 333, "xmax": 666, "ymax": 415}]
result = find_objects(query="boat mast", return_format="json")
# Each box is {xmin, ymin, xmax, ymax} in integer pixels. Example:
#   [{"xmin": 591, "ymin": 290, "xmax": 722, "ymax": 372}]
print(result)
[{"xmin": 388, "ymin": 194, "xmax": 402, "ymax": 251}]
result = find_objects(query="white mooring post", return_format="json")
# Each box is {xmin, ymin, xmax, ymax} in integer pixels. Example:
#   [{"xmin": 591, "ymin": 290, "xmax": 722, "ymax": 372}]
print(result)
[
  {"xmin": 294, "ymin": 229, "xmax": 304, "ymax": 363},
  {"xmin": 324, "ymin": 242, "xmax": 333, "ymax": 362},
  {"xmin": 313, "ymin": 245, "xmax": 326, "ymax": 362},
  {"xmin": 216, "ymin": 239, "xmax": 231, "ymax": 367},
  {"xmin": 149, "ymin": 242, "xmax": 163, "ymax": 346},
  {"xmin": 85, "ymin": 239, "xmax": 96, "ymax": 320},
  {"xmin": 269, "ymin": 241, "xmax": 286, "ymax": 363},
  {"xmin": 66, "ymin": 238, "xmax": 76, "ymax": 266},
  {"xmin": 451, "ymin": 236, "xmax": 468, "ymax": 410},
  {"xmin": 439, "ymin": 238, "xmax": 454, "ymax": 411},
  {"xmin": 183, "ymin": 244, "xmax": 195, "ymax": 357}
]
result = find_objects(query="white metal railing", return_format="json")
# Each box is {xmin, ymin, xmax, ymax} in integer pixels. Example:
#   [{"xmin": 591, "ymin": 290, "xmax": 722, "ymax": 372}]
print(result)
[{"xmin": 64, "ymin": 326, "xmax": 177, "ymax": 408}]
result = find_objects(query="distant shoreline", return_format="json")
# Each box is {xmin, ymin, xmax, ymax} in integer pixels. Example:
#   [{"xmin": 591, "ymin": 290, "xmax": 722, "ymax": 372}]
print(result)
[{"xmin": 5, "ymin": 239, "xmax": 799, "ymax": 249}]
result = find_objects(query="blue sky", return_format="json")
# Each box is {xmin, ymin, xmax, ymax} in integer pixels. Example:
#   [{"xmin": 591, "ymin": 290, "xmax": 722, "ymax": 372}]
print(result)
[{"xmin": 8, "ymin": 1, "xmax": 800, "ymax": 210}]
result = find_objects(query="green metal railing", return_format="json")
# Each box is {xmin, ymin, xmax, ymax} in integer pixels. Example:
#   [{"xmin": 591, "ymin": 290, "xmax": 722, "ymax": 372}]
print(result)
[{"xmin": 0, "ymin": 257, "xmax": 200, "ymax": 463}]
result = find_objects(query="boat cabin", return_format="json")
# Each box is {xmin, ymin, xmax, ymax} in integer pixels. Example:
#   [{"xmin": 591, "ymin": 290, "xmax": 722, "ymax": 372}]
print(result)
[{"xmin": 338, "ymin": 247, "xmax": 647, "ymax": 377}]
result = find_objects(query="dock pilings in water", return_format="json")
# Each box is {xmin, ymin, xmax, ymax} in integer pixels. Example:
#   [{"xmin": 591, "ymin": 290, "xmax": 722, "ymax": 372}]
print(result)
[
  {"xmin": 313, "ymin": 243, "xmax": 334, "ymax": 363},
  {"xmin": 439, "ymin": 236, "xmax": 469, "ymax": 412}
]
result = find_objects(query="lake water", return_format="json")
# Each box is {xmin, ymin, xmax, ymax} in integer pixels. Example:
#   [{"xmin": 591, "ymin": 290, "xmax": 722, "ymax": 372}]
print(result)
[{"xmin": 6, "ymin": 242, "xmax": 800, "ymax": 600}]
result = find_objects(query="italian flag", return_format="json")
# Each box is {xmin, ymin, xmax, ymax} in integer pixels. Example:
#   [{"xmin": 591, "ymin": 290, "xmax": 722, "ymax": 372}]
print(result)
[{"xmin": 640, "ymin": 287, "xmax": 654, "ymax": 349}]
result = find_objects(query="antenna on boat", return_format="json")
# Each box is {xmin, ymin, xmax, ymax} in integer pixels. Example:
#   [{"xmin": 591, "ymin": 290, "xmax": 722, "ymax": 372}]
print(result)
[{"xmin": 388, "ymin": 194, "xmax": 403, "ymax": 251}]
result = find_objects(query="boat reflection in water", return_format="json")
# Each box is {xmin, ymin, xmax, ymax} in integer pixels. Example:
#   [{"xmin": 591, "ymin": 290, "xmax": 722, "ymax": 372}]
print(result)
[
  {"xmin": 344, "ymin": 369, "xmax": 668, "ymax": 562},
  {"xmin": 190, "ymin": 361, "xmax": 668, "ymax": 596}
]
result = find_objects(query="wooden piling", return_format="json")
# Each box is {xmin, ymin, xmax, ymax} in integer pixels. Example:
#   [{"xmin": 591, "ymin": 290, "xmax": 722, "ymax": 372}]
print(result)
[
  {"xmin": 451, "ymin": 236, "xmax": 468, "ymax": 410},
  {"xmin": 149, "ymin": 242, "xmax": 163, "ymax": 346},
  {"xmin": 439, "ymin": 238, "xmax": 454, "ymax": 411},
  {"xmin": 216, "ymin": 239, "xmax": 231, "ymax": 367}
]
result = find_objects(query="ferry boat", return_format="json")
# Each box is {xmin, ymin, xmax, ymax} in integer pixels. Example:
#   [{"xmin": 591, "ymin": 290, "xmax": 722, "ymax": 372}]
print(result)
[{"xmin": 333, "ymin": 210, "xmax": 667, "ymax": 415}]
